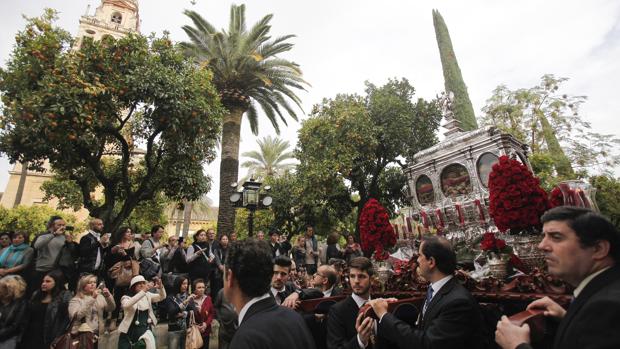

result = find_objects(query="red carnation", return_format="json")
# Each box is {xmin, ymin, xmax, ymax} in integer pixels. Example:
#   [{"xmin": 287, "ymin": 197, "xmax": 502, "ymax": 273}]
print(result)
[{"xmin": 359, "ymin": 198, "xmax": 397, "ymax": 261}]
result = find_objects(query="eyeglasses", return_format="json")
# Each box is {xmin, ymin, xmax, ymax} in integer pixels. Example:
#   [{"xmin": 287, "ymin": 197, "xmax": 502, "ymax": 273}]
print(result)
[{"xmin": 313, "ymin": 273, "xmax": 325, "ymax": 278}]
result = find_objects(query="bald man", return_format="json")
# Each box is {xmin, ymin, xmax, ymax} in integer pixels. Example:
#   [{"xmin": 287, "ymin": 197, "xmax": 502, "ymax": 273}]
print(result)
[{"xmin": 78, "ymin": 218, "xmax": 105, "ymax": 276}]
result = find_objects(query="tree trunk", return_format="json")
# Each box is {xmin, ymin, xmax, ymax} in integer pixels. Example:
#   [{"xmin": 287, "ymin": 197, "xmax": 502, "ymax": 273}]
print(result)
[
  {"xmin": 13, "ymin": 161, "xmax": 28, "ymax": 208},
  {"xmin": 175, "ymin": 205, "xmax": 183, "ymax": 237},
  {"xmin": 217, "ymin": 107, "xmax": 245, "ymax": 236},
  {"xmin": 182, "ymin": 200, "xmax": 193, "ymax": 237}
]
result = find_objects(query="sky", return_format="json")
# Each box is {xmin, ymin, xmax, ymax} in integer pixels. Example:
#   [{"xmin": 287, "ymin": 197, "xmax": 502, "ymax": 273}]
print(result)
[{"xmin": 0, "ymin": 0, "xmax": 619, "ymax": 204}]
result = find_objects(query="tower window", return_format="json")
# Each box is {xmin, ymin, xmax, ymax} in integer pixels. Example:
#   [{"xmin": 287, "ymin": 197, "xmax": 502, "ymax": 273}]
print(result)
[{"xmin": 111, "ymin": 12, "xmax": 122, "ymax": 24}]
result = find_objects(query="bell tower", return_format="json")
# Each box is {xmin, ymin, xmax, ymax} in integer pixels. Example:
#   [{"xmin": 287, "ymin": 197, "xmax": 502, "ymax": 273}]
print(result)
[{"xmin": 75, "ymin": 0, "xmax": 140, "ymax": 48}]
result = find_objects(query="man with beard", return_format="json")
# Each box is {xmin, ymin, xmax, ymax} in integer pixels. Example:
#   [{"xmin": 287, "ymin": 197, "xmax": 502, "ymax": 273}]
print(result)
[
  {"xmin": 367, "ymin": 236, "xmax": 485, "ymax": 349},
  {"xmin": 495, "ymin": 207, "xmax": 620, "ymax": 349},
  {"xmin": 77, "ymin": 218, "xmax": 104, "ymax": 276},
  {"xmin": 224, "ymin": 239, "xmax": 315, "ymax": 349},
  {"xmin": 270, "ymin": 255, "xmax": 296, "ymax": 305},
  {"xmin": 327, "ymin": 257, "xmax": 393, "ymax": 349}
]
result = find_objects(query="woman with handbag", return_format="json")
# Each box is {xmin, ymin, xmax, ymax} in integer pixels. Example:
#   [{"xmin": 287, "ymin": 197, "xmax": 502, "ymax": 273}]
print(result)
[
  {"xmin": 107, "ymin": 227, "xmax": 140, "ymax": 323},
  {"xmin": 68, "ymin": 274, "xmax": 116, "ymax": 343},
  {"xmin": 189, "ymin": 279, "xmax": 215, "ymax": 349},
  {"xmin": 21, "ymin": 269, "xmax": 73, "ymax": 349},
  {"xmin": 164, "ymin": 276, "xmax": 196, "ymax": 349},
  {"xmin": 0, "ymin": 275, "xmax": 28, "ymax": 349},
  {"xmin": 118, "ymin": 275, "xmax": 166, "ymax": 349}
]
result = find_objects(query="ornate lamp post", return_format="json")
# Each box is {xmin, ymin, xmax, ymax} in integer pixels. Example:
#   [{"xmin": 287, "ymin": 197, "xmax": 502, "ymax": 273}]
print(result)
[{"xmin": 230, "ymin": 177, "xmax": 273, "ymax": 237}]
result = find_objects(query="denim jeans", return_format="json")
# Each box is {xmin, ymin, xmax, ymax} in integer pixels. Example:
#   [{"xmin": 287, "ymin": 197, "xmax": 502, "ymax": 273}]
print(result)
[{"xmin": 168, "ymin": 330, "xmax": 186, "ymax": 349}]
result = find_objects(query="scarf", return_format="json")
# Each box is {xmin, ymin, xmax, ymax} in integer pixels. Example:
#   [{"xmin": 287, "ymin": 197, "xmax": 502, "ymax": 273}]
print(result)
[{"xmin": 0, "ymin": 243, "xmax": 29, "ymax": 268}]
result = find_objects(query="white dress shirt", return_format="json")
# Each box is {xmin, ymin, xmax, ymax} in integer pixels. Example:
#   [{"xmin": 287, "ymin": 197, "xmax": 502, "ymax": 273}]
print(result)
[{"xmin": 238, "ymin": 293, "xmax": 271, "ymax": 325}]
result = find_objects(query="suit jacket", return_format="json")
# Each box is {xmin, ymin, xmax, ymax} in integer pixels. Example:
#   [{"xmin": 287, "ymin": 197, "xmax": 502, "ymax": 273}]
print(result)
[
  {"xmin": 327, "ymin": 296, "xmax": 393, "ymax": 349},
  {"xmin": 230, "ymin": 296, "xmax": 316, "ymax": 349},
  {"xmin": 517, "ymin": 265, "xmax": 620, "ymax": 349},
  {"xmin": 78, "ymin": 232, "xmax": 102, "ymax": 273},
  {"xmin": 378, "ymin": 277, "xmax": 484, "ymax": 349}
]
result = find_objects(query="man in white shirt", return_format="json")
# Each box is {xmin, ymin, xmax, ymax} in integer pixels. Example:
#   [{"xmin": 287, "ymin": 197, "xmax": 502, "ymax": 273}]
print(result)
[
  {"xmin": 367, "ymin": 236, "xmax": 485, "ymax": 349},
  {"xmin": 223, "ymin": 239, "xmax": 315, "ymax": 349},
  {"xmin": 495, "ymin": 207, "xmax": 620, "ymax": 349}
]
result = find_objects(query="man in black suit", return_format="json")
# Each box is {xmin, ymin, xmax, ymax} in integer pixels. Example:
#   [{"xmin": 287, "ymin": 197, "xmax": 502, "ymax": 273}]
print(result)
[
  {"xmin": 77, "ymin": 218, "xmax": 104, "ymax": 276},
  {"xmin": 368, "ymin": 236, "xmax": 485, "ymax": 349},
  {"xmin": 327, "ymin": 257, "xmax": 393, "ymax": 349},
  {"xmin": 270, "ymin": 255, "xmax": 297, "ymax": 304},
  {"xmin": 224, "ymin": 239, "xmax": 315, "ymax": 349},
  {"xmin": 495, "ymin": 207, "xmax": 620, "ymax": 349},
  {"xmin": 269, "ymin": 230, "xmax": 288, "ymax": 258}
]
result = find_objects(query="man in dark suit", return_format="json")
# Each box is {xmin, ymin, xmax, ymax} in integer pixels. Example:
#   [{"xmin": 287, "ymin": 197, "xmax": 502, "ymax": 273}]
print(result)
[
  {"xmin": 77, "ymin": 218, "xmax": 104, "ymax": 276},
  {"xmin": 269, "ymin": 230, "xmax": 288, "ymax": 258},
  {"xmin": 224, "ymin": 239, "xmax": 315, "ymax": 349},
  {"xmin": 496, "ymin": 207, "xmax": 620, "ymax": 349},
  {"xmin": 270, "ymin": 255, "xmax": 297, "ymax": 305},
  {"xmin": 368, "ymin": 236, "xmax": 485, "ymax": 349},
  {"xmin": 327, "ymin": 257, "xmax": 393, "ymax": 349}
]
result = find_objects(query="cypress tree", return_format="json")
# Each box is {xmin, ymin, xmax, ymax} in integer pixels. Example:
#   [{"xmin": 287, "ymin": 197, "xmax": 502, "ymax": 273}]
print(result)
[{"xmin": 433, "ymin": 9, "xmax": 478, "ymax": 131}]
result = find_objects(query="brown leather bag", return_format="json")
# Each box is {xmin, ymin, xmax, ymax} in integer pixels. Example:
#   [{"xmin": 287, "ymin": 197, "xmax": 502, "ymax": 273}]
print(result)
[
  {"xmin": 108, "ymin": 260, "xmax": 140, "ymax": 287},
  {"xmin": 51, "ymin": 318, "xmax": 97, "ymax": 349},
  {"xmin": 185, "ymin": 311, "xmax": 204, "ymax": 349}
]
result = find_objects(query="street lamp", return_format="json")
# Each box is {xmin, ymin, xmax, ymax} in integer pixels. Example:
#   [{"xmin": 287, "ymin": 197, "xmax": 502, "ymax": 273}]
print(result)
[{"xmin": 230, "ymin": 177, "xmax": 273, "ymax": 236}]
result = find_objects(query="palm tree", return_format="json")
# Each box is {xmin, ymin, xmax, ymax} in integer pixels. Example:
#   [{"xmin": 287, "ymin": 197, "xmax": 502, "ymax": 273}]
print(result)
[
  {"xmin": 181, "ymin": 4, "xmax": 307, "ymax": 235},
  {"xmin": 241, "ymin": 136, "xmax": 296, "ymax": 181}
]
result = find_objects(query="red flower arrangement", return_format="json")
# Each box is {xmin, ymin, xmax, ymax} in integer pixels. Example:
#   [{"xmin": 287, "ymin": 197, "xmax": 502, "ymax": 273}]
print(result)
[
  {"xmin": 549, "ymin": 187, "xmax": 564, "ymax": 208},
  {"xmin": 480, "ymin": 232, "xmax": 511, "ymax": 255},
  {"xmin": 359, "ymin": 198, "xmax": 397, "ymax": 261},
  {"xmin": 488, "ymin": 156, "xmax": 550, "ymax": 233}
]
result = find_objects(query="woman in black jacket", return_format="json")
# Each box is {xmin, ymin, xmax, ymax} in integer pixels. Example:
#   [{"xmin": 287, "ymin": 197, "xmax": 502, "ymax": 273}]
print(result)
[
  {"xmin": 0, "ymin": 275, "xmax": 28, "ymax": 349},
  {"xmin": 164, "ymin": 275, "xmax": 195, "ymax": 349},
  {"xmin": 185, "ymin": 230, "xmax": 212, "ymax": 283},
  {"xmin": 20, "ymin": 269, "xmax": 73, "ymax": 349}
]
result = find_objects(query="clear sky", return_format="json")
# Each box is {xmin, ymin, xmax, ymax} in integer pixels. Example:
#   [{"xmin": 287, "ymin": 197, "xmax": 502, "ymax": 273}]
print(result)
[{"xmin": 1, "ymin": 0, "xmax": 619, "ymax": 204}]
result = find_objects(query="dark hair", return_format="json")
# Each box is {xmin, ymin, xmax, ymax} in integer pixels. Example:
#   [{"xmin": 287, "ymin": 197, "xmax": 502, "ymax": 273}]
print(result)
[
  {"xmin": 348, "ymin": 256, "xmax": 374, "ymax": 277},
  {"xmin": 421, "ymin": 235, "xmax": 457, "ymax": 275},
  {"xmin": 225, "ymin": 239, "xmax": 273, "ymax": 298},
  {"xmin": 173, "ymin": 275, "xmax": 189, "ymax": 294},
  {"xmin": 47, "ymin": 215, "xmax": 64, "ymax": 229},
  {"xmin": 219, "ymin": 234, "xmax": 229, "ymax": 241},
  {"xmin": 269, "ymin": 230, "xmax": 279, "ymax": 237},
  {"xmin": 327, "ymin": 232, "xmax": 340, "ymax": 245},
  {"xmin": 150, "ymin": 225, "xmax": 164, "ymax": 234},
  {"xmin": 192, "ymin": 278, "xmax": 207, "ymax": 291},
  {"xmin": 274, "ymin": 255, "xmax": 292, "ymax": 272},
  {"xmin": 112, "ymin": 226, "xmax": 132, "ymax": 246},
  {"xmin": 542, "ymin": 206, "xmax": 620, "ymax": 261},
  {"xmin": 10, "ymin": 231, "xmax": 29, "ymax": 244},
  {"xmin": 32, "ymin": 269, "xmax": 66, "ymax": 302}
]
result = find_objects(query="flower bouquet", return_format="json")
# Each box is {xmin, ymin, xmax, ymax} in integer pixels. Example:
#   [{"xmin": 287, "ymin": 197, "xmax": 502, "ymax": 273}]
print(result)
[{"xmin": 359, "ymin": 198, "xmax": 397, "ymax": 261}]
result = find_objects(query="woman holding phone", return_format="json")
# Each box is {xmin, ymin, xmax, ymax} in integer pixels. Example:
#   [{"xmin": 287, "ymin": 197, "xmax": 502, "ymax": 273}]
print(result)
[{"xmin": 185, "ymin": 230, "xmax": 212, "ymax": 284}]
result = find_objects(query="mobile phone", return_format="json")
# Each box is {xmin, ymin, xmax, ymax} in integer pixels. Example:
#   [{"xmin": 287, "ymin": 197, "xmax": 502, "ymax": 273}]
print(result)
[
  {"xmin": 97, "ymin": 281, "xmax": 106, "ymax": 290},
  {"xmin": 65, "ymin": 226, "xmax": 75, "ymax": 231},
  {"xmin": 179, "ymin": 237, "xmax": 184, "ymax": 244}
]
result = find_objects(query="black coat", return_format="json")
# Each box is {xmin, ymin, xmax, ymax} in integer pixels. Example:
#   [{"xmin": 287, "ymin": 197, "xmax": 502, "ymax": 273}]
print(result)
[
  {"xmin": 517, "ymin": 265, "xmax": 620, "ymax": 349},
  {"xmin": 327, "ymin": 296, "xmax": 393, "ymax": 349},
  {"xmin": 230, "ymin": 296, "xmax": 316, "ymax": 349},
  {"xmin": 378, "ymin": 277, "xmax": 484, "ymax": 349},
  {"xmin": 0, "ymin": 298, "xmax": 28, "ymax": 343},
  {"xmin": 77, "ymin": 232, "xmax": 102, "ymax": 274}
]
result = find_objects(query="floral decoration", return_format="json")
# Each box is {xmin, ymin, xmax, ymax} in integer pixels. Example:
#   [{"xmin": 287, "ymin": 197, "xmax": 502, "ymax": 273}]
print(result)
[
  {"xmin": 359, "ymin": 198, "xmax": 397, "ymax": 261},
  {"xmin": 480, "ymin": 232, "xmax": 512, "ymax": 256},
  {"xmin": 488, "ymin": 156, "xmax": 550, "ymax": 233},
  {"xmin": 549, "ymin": 186, "xmax": 564, "ymax": 208}
]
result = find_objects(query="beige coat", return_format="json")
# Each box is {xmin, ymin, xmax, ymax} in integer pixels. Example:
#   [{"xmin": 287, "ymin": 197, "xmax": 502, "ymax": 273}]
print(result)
[
  {"xmin": 68, "ymin": 293, "xmax": 116, "ymax": 335},
  {"xmin": 118, "ymin": 287, "xmax": 166, "ymax": 334}
]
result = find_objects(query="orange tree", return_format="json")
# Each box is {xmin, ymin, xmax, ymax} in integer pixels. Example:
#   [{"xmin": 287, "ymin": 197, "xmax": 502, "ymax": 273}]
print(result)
[{"xmin": 0, "ymin": 10, "xmax": 224, "ymax": 234}]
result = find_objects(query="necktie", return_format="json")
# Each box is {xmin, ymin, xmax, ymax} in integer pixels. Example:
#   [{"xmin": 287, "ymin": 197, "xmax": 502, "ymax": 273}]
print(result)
[
  {"xmin": 277, "ymin": 291, "xmax": 287, "ymax": 304},
  {"xmin": 423, "ymin": 286, "xmax": 434, "ymax": 314}
]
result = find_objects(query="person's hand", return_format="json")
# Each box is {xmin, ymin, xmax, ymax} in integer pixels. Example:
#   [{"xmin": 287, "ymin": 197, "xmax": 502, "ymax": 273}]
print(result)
[
  {"xmin": 526, "ymin": 296, "xmax": 566, "ymax": 319},
  {"xmin": 355, "ymin": 312, "xmax": 374, "ymax": 347},
  {"xmin": 367, "ymin": 298, "xmax": 390, "ymax": 320},
  {"xmin": 495, "ymin": 315, "xmax": 530, "ymax": 349},
  {"xmin": 0, "ymin": 269, "xmax": 7, "ymax": 276},
  {"xmin": 102, "ymin": 288, "xmax": 112, "ymax": 298},
  {"xmin": 219, "ymin": 265, "xmax": 225, "ymax": 272},
  {"xmin": 282, "ymin": 292, "xmax": 300, "ymax": 309}
]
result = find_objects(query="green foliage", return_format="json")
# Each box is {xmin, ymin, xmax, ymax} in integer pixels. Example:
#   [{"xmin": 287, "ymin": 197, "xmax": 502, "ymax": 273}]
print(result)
[
  {"xmin": 181, "ymin": 4, "xmax": 308, "ymax": 134},
  {"xmin": 481, "ymin": 75, "xmax": 620, "ymax": 180},
  {"xmin": 233, "ymin": 209, "xmax": 274, "ymax": 239},
  {"xmin": 295, "ymin": 78, "xmax": 442, "ymax": 230},
  {"xmin": 124, "ymin": 193, "xmax": 169, "ymax": 234},
  {"xmin": 241, "ymin": 136, "xmax": 296, "ymax": 181},
  {"xmin": 590, "ymin": 175, "xmax": 620, "ymax": 228},
  {"xmin": 432, "ymin": 9, "xmax": 478, "ymax": 131},
  {"xmin": 0, "ymin": 11, "xmax": 224, "ymax": 234},
  {"xmin": 0, "ymin": 205, "xmax": 82, "ymax": 241}
]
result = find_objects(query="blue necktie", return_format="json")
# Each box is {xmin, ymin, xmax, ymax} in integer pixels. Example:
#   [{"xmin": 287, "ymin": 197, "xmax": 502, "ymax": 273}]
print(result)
[{"xmin": 423, "ymin": 286, "xmax": 434, "ymax": 313}]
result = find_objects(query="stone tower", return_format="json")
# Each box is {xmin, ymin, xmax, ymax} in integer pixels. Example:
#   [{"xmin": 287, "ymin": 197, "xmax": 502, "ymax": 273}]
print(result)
[{"xmin": 75, "ymin": 0, "xmax": 140, "ymax": 48}]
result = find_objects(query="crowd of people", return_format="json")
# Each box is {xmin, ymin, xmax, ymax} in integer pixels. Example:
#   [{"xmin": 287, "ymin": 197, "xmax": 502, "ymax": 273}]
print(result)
[{"xmin": 1, "ymin": 206, "xmax": 619, "ymax": 349}]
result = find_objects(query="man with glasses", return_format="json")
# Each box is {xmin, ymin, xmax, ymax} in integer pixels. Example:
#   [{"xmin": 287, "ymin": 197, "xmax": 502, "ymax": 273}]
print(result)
[{"xmin": 223, "ymin": 239, "xmax": 315, "ymax": 349}]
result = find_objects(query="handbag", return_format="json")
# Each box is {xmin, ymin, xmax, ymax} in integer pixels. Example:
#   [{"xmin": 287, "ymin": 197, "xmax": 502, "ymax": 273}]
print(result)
[
  {"xmin": 185, "ymin": 311, "xmax": 204, "ymax": 349},
  {"xmin": 139, "ymin": 258, "xmax": 160, "ymax": 280},
  {"xmin": 109, "ymin": 260, "xmax": 140, "ymax": 287},
  {"xmin": 51, "ymin": 317, "xmax": 97, "ymax": 349}
]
